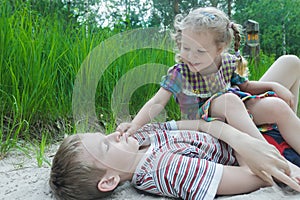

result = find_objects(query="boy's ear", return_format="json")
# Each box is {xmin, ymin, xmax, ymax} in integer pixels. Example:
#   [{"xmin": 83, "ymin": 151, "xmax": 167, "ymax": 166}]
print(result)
[{"xmin": 97, "ymin": 175, "xmax": 120, "ymax": 192}]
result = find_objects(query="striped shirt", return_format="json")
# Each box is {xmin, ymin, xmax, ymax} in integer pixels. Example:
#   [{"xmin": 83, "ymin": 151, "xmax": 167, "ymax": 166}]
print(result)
[{"xmin": 131, "ymin": 121, "xmax": 237, "ymax": 200}]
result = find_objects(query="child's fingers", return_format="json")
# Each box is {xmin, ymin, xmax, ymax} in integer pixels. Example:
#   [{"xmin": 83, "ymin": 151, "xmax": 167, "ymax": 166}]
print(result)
[
  {"xmin": 272, "ymin": 169, "xmax": 300, "ymax": 192},
  {"xmin": 253, "ymin": 169, "xmax": 274, "ymax": 185},
  {"xmin": 126, "ymin": 127, "xmax": 136, "ymax": 136},
  {"xmin": 116, "ymin": 123, "xmax": 131, "ymax": 134},
  {"xmin": 275, "ymin": 157, "xmax": 291, "ymax": 176}
]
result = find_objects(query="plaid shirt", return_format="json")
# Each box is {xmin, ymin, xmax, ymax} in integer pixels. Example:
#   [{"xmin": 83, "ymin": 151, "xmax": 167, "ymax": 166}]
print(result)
[{"xmin": 160, "ymin": 53, "xmax": 247, "ymax": 119}]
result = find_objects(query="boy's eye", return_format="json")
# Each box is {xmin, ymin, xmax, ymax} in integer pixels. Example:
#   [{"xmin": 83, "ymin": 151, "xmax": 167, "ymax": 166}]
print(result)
[{"xmin": 197, "ymin": 50, "xmax": 206, "ymax": 54}]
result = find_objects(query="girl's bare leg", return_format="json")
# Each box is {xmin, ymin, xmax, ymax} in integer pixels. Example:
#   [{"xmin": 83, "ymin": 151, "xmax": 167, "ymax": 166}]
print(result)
[
  {"xmin": 210, "ymin": 55, "xmax": 300, "ymax": 143},
  {"xmin": 259, "ymin": 55, "xmax": 300, "ymax": 112},
  {"xmin": 246, "ymin": 97, "xmax": 300, "ymax": 154},
  {"xmin": 210, "ymin": 93, "xmax": 265, "ymax": 141}
]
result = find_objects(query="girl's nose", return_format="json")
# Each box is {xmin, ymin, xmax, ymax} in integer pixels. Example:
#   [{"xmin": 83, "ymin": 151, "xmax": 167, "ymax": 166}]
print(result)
[{"xmin": 187, "ymin": 52, "xmax": 196, "ymax": 60}]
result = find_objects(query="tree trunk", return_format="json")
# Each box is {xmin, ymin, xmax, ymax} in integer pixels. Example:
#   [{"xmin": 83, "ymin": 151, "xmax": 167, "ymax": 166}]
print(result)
[
  {"xmin": 282, "ymin": 22, "xmax": 286, "ymax": 55},
  {"xmin": 210, "ymin": 0, "xmax": 219, "ymax": 7},
  {"xmin": 227, "ymin": 0, "xmax": 232, "ymax": 19},
  {"xmin": 174, "ymin": 0, "xmax": 180, "ymax": 15}
]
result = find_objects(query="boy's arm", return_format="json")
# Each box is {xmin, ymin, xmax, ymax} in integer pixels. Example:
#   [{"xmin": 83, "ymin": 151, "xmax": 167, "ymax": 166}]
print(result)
[
  {"xmin": 117, "ymin": 87, "xmax": 172, "ymax": 135},
  {"xmin": 176, "ymin": 120, "xmax": 300, "ymax": 190}
]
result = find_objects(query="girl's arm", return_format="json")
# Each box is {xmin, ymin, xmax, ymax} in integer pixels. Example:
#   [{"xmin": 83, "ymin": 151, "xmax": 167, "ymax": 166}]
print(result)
[
  {"xmin": 239, "ymin": 80, "xmax": 279, "ymax": 94},
  {"xmin": 239, "ymin": 80, "xmax": 294, "ymax": 108},
  {"xmin": 132, "ymin": 87, "xmax": 172, "ymax": 126},
  {"xmin": 117, "ymin": 87, "xmax": 172, "ymax": 135}
]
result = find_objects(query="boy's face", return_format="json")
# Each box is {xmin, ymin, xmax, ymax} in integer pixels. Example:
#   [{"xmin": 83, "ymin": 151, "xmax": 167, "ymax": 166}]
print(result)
[
  {"xmin": 80, "ymin": 132, "xmax": 140, "ymax": 173},
  {"xmin": 180, "ymin": 29, "xmax": 222, "ymax": 73}
]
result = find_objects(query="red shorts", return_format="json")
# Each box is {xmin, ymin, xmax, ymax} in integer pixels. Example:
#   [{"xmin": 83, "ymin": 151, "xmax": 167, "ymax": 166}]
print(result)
[{"xmin": 262, "ymin": 128, "xmax": 300, "ymax": 167}]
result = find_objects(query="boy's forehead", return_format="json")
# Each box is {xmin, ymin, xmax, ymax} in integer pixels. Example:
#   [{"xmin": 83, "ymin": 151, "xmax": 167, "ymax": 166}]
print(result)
[
  {"xmin": 80, "ymin": 132, "xmax": 105, "ymax": 160},
  {"xmin": 80, "ymin": 132, "xmax": 105, "ymax": 143}
]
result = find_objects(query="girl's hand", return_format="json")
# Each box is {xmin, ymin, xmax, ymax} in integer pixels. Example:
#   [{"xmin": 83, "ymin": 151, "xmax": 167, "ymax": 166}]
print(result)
[
  {"xmin": 272, "ymin": 83, "xmax": 295, "ymax": 109},
  {"xmin": 116, "ymin": 122, "xmax": 141, "ymax": 138}
]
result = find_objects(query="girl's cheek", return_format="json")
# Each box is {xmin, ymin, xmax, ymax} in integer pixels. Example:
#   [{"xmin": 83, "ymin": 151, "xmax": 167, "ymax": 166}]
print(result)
[{"xmin": 180, "ymin": 52, "xmax": 187, "ymax": 60}]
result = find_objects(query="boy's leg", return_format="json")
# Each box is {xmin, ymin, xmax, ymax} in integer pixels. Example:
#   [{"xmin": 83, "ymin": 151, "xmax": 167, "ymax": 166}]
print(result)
[
  {"xmin": 259, "ymin": 55, "xmax": 300, "ymax": 112},
  {"xmin": 217, "ymin": 165, "xmax": 269, "ymax": 195},
  {"xmin": 246, "ymin": 97, "xmax": 300, "ymax": 154}
]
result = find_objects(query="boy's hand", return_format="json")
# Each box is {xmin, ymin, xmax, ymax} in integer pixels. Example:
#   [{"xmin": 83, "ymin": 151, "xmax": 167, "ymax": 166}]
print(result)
[
  {"xmin": 116, "ymin": 122, "xmax": 141, "ymax": 137},
  {"xmin": 237, "ymin": 135, "xmax": 300, "ymax": 191}
]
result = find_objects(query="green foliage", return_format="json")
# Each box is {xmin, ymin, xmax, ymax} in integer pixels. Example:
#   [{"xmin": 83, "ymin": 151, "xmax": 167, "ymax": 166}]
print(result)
[
  {"xmin": 1, "ymin": 0, "xmax": 300, "ymax": 164},
  {"xmin": 35, "ymin": 133, "xmax": 50, "ymax": 167},
  {"xmin": 0, "ymin": 0, "xmax": 178, "ymax": 160},
  {"xmin": 233, "ymin": 0, "xmax": 300, "ymax": 57},
  {"xmin": 247, "ymin": 51, "xmax": 276, "ymax": 80},
  {"xmin": 0, "ymin": 0, "xmax": 112, "ymax": 157},
  {"xmin": 95, "ymin": 48, "xmax": 177, "ymax": 128}
]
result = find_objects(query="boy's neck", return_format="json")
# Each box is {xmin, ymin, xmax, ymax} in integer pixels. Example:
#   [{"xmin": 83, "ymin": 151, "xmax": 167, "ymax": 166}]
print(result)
[
  {"xmin": 121, "ymin": 145, "xmax": 150, "ymax": 181},
  {"xmin": 133, "ymin": 145, "xmax": 150, "ymax": 167}
]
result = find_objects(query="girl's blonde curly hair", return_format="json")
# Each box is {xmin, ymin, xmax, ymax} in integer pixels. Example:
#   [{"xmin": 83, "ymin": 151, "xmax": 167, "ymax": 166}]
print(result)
[{"xmin": 172, "ymin": 7, "xmax": 248, "ymax": 76}]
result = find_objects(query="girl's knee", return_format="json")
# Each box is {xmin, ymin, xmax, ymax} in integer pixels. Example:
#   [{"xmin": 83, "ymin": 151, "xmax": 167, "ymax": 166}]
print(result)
[
  {"xmin": 263, "ymin": 98, "xmax": 291, "ymax": 117},
  {"xmin": 210, "ymin": 93, "xmax": 245, "ymax": 118},
  {"xmin": 278, "ymin": 55, "xmax": 300, "ymax": 71},
  {"xmin": 278, "ymin": 54, "xmax": 299, "ymax": 61},
  {"xmin": 223, "ymin": 93, "xmax": 243, "ymax": 103},
  {"xmin": 218, "ymin": 93, "xmax": 245, "ymax": 109}
]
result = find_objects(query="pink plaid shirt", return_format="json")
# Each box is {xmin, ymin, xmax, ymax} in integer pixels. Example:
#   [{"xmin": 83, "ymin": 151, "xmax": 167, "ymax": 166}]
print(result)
[{"xmin": 160, "ymin": 53, "xmax": 247, "ymax": 119}]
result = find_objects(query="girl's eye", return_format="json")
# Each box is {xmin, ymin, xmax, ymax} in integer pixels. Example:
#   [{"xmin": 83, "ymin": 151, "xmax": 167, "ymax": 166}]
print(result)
[{"xmin": 183, "ymin": 47, "xmax": 190, "ymax": 51}]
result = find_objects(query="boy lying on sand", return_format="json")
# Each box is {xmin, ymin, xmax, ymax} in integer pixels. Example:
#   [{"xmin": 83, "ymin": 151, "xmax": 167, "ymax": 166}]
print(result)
[{"xmin": 49, "ymin": 120, "xmax": 300, "ymax": 200}]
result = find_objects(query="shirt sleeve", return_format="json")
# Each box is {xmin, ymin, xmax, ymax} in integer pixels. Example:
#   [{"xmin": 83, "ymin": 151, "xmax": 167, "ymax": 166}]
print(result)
[
  {"xmin": 231, "ymin": 71, "xmax": 248, "ymax": 85},
  {"xmin": 160, "ymin": 66, "xmax": 183, "ymax": 95},
  {"xmin": 165, "ymin": 120, "xmax": 178, "ymax": 130},
  {"xmin": 154, "ymin": 153, "xmax": 223, "ymax": 200}
]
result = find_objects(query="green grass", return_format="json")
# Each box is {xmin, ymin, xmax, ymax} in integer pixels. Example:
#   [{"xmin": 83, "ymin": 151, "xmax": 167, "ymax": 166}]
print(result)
[
  {"xmin": 35, "ymin": 133, "xmax": 50, "ymax": 167},
  {"xmin": 1, "ymin": 0, "xmax": 299, "ymax": 165},
  {"xmin": 0, "ymin": 1, "xmax": 111, "ymax": 159},
  {"xmin": 0, "ymin": 1, "xmax": 176, "ymax": 161}
]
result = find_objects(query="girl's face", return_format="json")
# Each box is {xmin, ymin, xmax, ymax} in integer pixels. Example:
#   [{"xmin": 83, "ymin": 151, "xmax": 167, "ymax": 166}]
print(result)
[{"xmin": 180, "ymin": 29, "xmax": 223, "ymax": 73}]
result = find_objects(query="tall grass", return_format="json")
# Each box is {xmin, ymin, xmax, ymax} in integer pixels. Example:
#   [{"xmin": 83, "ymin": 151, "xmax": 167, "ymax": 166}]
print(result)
[
  {"xmin": 0, "ymin": 1, "xmax": 111, "ymax": 157},
  {"xmin": 1, "ymin": 0, "xmax": 295, "ymax": 164},
  {"xmin": 0, "ymin": 0, "xmax": 176, "ymax": 159}
]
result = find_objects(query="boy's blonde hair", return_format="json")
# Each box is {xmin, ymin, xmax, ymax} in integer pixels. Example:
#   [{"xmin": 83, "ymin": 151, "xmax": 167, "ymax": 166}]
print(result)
[
  {"xmin": 49, "ymin": 134, "xmax": 114, "ymax": 200},
  {"xmin": 172, "ymin": 6, "xmax": 248, "ymax": 76}
]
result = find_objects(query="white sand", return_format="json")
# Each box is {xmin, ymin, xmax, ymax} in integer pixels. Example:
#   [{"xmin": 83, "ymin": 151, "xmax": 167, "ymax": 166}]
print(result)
[{"xmin": 1, "ymin": 146, "xmax": 300, "ymax": 200}]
